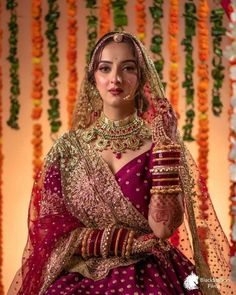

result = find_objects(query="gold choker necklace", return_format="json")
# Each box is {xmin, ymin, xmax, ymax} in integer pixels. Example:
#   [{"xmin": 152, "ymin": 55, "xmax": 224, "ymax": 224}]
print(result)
[{"xmin": 82, "ymin": 112, "xmax": 151, "ymax": 159}]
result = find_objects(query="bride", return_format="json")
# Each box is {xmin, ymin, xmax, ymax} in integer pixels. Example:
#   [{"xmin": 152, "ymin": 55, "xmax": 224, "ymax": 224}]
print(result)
[{"xmin": 8, "ymin": 31, "xmax": 234, "ymax": 295}]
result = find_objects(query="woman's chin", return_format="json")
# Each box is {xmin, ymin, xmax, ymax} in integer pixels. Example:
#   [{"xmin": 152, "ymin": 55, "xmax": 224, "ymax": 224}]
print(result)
[{"xmin": 106, "ymin": 94, "xmax": 134, "ymax": 105}]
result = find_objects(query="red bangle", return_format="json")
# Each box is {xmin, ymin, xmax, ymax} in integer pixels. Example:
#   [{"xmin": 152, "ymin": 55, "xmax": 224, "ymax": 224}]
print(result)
[
  {"xmin": 153, "ymin": 151, "xmax": 181, "ymax": 159},
  {"xmin": 152, "ymin": 173, "xmax": 179, "ymax": 179},
  {"xmin": 153, "ymin": 180, "xmax": 180, "ymax": 186},
  {"xmin": 95, "ymin": 230, "xmax": 103, "ymax": 257},
  {"xmin": 88, "ymin": 230, "xmax": 98, "ymax": 257},
  {"xmin": 110, "ymin": 228, "xmax": 119, "ymax": 256},
  {"xmin": 153, "ymin": 159, "xmax": 180, "ymax": 166}
]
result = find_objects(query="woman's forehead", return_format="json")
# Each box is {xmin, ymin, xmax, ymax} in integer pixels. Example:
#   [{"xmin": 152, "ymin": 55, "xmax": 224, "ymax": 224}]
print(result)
[{"xmin": 99, "ymin": 42, "xmax": 135, "ymax": 62}]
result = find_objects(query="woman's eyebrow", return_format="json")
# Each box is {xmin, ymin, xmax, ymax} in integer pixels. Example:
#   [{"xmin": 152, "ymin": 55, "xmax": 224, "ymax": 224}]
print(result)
[
  {"xmin": 121, "ymin": 59, "xmax": 136, "ymax": 64},
  {"xmin": 98, "ymin": 59, "xmax": 136, "ymax": 64}
]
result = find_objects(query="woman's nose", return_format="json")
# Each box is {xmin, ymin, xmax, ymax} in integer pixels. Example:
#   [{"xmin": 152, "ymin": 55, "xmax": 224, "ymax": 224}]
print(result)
[{"xmin": 111, "ymin": 70, "xmax": 122, "ymax": 84}]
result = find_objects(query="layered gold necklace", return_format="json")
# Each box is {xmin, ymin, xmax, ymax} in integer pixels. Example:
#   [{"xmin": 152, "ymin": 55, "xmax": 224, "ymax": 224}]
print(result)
[{"xmin": 81, "ymin": 112, "xmax": 151, "ymax": 159}]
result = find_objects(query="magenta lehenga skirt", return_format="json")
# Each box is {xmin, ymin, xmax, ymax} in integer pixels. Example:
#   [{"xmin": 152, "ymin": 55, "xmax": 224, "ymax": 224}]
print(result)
[
  {"xmin": 45, "ymin": 247, "xmax": 202, "ymax": 295},
  {"xmin": 45, "ymin": 151, "xmax": 203, "ymax": 295}
]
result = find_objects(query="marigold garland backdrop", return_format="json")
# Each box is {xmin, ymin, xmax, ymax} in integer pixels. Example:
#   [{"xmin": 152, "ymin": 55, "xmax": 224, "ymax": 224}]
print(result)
[{"xmin": 0, "ymin": 0, "xmax": 235, "ymax": 293}]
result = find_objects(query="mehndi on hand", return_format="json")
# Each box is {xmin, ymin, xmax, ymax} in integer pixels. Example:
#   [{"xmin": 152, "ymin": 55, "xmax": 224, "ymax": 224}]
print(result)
[{"xmin": 151, "ymin": 97, "xmax": 178, "ymax": 146}]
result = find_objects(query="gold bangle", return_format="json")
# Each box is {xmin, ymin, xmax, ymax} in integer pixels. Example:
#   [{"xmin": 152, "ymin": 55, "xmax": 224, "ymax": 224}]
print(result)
[
  {"xmin": 153, "ymin": 150, "xmax": 181, "ymax": 155},
  {"xmin": 86, "ymin": 230, "xmax": 94, "ymax": 258},
  {"xmin": 81, "ymin": 229, "xmax": 92, "ymax": 259},
  {"xmin": 94, "ymin": 230, "xmax": 100, "ymax": 257},
  {"xmin": 153, "ymin": 177, "xmax": 179, "ymax": 181},
  {"xmin": 125, "ymin": 230, "xmax": 135, "ymax": 258},
  {"xmin": 100, "ymin": 224, "xmax": 115, "ymax": 258},
  {"xmin": 153, "ymin": 157, "xmax": 180, "ymax": 161},
  {"xmin": 150, "ymin": 167, "xmax": 179, "ymax": 174},
  {"xmin": 121, "ymin": 231, "xmax": 129, "ymax": 258},
  {"xmin": 150, "ymin": 186, "xmax": 182, "ymax": 194},
  {"xmin": 114, "ymin": 228, "xmax": 123, "ymax": 256},
  {"xmin": 153, "ymin": 144, "xmax": 181, "ymax": 152}
]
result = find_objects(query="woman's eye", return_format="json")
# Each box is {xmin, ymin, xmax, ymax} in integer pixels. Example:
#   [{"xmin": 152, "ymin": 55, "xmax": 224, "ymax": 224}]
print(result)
[
  {"xmin": 123, "ymin": 66, "xmax": 136, "ymax": 72},
  {"xmin": 98, "ymin": 66, "xmax": 110, "ymax": 73}
]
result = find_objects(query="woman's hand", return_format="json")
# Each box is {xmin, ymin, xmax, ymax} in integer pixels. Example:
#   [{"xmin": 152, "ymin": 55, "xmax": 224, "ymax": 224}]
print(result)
[
  {"xmin": 148, "ymin": 193, "xmax": 184, "ymax": 239},
  {"xmin": 152, "ymin": 98, "xmax": 178, "ymax": 146}
]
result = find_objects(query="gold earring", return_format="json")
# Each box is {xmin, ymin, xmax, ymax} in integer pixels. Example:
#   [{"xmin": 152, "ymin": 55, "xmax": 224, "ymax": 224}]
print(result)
[
  {"xmin": 91, "ymin": 86, "xmax": 103, "ymax": 112},
  {"xmin": 139, "ymin": 98, "xmax": 143, "ymax": 114},
  {"xmin": 134, "ymin": 90, "xmax": 143, "ymax": 114}
]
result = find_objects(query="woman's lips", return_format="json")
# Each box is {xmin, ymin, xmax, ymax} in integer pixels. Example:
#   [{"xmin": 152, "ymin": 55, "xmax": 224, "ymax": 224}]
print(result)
[{"xmin": 109, "ymin": 88, "xmax": 123, "ymax": 95}]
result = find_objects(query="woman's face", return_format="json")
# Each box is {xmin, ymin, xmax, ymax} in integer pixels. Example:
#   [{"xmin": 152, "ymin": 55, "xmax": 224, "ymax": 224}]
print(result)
[{"xmin": 94, "ymin": 42, "xmax": 139, "ymax": 109}]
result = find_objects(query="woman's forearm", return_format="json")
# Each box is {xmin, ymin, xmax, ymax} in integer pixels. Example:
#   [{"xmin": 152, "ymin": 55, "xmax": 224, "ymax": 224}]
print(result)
[
  {"xmin": 148, "ymin": 193, "xmax": 184, "ymax": 239},
  {"xmin": 76, "ymin": 226, "xmax": 136, "ymax": 259},
  {"xmin": 75, "ymin": 226, "xmax": 162, "ymax": 259},
  {"xmin": 149, "ymin": 143, "xmax": 184, "ymax": 239}
]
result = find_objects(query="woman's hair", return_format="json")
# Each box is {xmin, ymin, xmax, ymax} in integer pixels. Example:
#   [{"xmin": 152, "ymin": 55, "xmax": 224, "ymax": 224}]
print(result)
[{"xmin": 87, "ymin": 32, "xmax": 149, "ymax": 112}]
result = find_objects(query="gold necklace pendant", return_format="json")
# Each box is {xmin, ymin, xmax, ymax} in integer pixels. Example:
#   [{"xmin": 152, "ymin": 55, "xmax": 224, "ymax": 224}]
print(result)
[{"xmin": 82, "ymin": 112, "xmax": 152, "ymax": 159}]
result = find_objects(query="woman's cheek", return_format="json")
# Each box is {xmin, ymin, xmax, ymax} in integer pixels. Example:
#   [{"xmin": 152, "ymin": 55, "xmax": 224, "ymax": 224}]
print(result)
[
  {"xmin": 95, "ymin": 75, "xmax": 109, "ymax": 89},
  {"xmin": 125, "ymin": 73, "xmax": 138, "ymax": 89}
]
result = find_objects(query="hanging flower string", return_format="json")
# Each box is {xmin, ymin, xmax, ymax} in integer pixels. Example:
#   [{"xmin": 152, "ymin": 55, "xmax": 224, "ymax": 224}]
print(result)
[
  {"xmin": 32, "ymin": 0, "xmax": 44, "ymax": 179},
  {"xmin": 135, "ymin": 0, "xmax": 146, "ymax": 43},
  {"xmin": 86, "ymin": 0, "xmax": 98, "ymax": 63},
  {"xmin": 168, "ymin": 0, "xmax": 180, "ymax": 248},
  {"xmin": 196, "ymin": 0, "xmax": 210, "ymax": 263},
  {"xmin": 6, "ymin": 0, "xmax": 20, "ymax": 129},
  {"xmin": 111, "ymin": 0, "xmax": 128, "ymax": 31},
  {"xmin": 0, "ymin": 1, "xmax": 4, "ymax": 293},
  {"xmin": 168, "ymin": 0, "xmax": 179, "ymax": 118},
  {"xmin": 181, "ymin": 0, "xmax": 197, "ymax": 141},
  {"xmin": 45, "ymin": 0, "xmax": 61, "ymax": 135},
  {"xmin": 210, "ymin": 2, "xmax": 226, "ymax": 116},
  {"xmin": 149, "ymin": 0, "xmax": 166, "ymax": 89},
  {"xmin": 224, "ymin": 0, "xmax": 236, "ymax": 281},
  {"xmin": 66, "ymin": 0, "xmax": 78, "ymax": 129},
  {"xmin": 99, "ymin": 0, "xmax": 111, "ymax": 37},
  {"xmin": 197, "ymin": 0, "xmax": 210, "ymax": 181}
]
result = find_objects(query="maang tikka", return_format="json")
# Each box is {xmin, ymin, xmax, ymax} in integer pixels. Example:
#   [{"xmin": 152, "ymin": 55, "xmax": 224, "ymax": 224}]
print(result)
[{"xmin": 113, "ymin": 33, "xmax": 124, "ymax": 43}]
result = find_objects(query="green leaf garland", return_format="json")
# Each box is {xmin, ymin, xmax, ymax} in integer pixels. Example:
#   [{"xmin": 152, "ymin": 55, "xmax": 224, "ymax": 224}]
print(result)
[
  {"xmin": 86, "ymin": 0, "xmax": 98, "ymax": 63},
  {"xmin": 210, "ymin": 5, "xmax": 226, "ymax": 116},
  {"xmin": 149, "ymin": 0, "xmax": 166, "ymax": 89},
  {"xmin": 181, "ymin": 1, "xmax": 197, "ymax": 141},
  {"xmin": 111, "ymin": 0, "xmax": 128, "ymax": 31},
  {"xmin": 45, "ymin": 0, "xmax": 61, "ymax": 134},
  {"xmin": 6, "ymin": 0, "xmax": 20, "ymax": 129}
]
